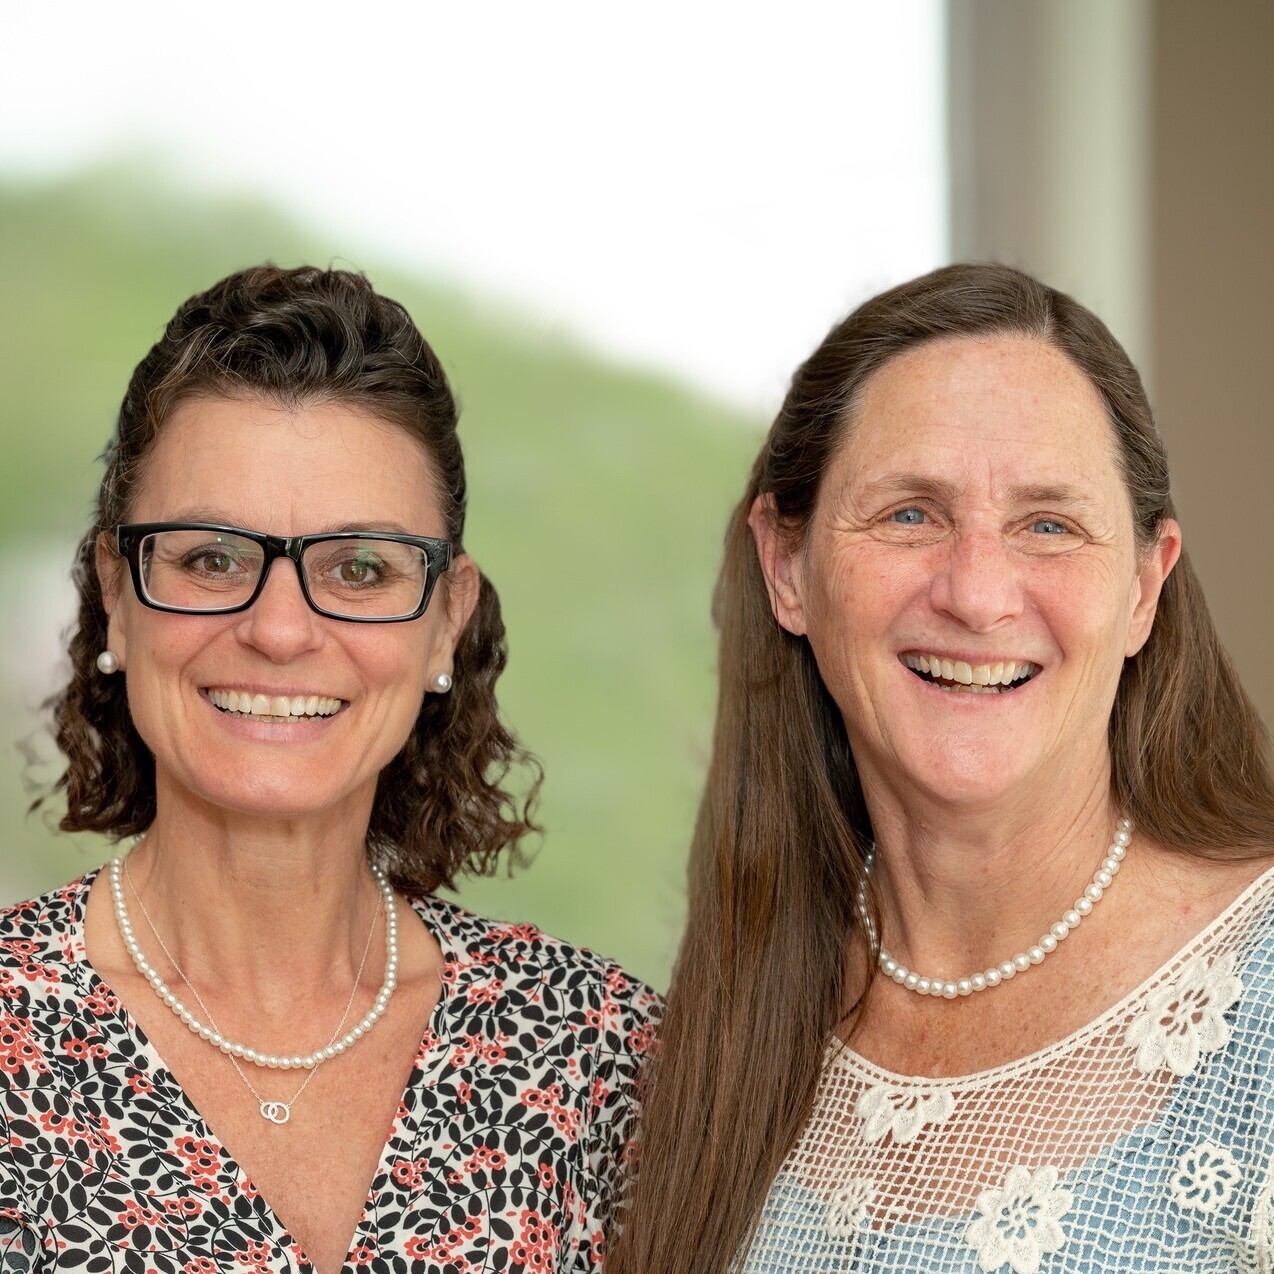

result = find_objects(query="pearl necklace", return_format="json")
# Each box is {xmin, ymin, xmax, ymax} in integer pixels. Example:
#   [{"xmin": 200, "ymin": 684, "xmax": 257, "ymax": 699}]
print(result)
[
  {"xmin": 109, "ymin": 846, "xmax": 399, "ymax": 1073},
  {"xmin": 859, "ymin": 817, "xmax": 1132, "ymax": 1000},
  {"xmin": 122, "ymin": 857, "xmax": 380, "ymax": 1124}
]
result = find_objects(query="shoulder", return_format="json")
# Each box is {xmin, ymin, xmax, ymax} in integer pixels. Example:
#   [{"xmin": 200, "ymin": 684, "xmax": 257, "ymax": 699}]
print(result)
[
  {"xmin": 414, "ymin": 894, "xmax": 663, "ymax": 1048},
  {"xmin": 0, "ymin": 875, "xmax": 91, "ymax": 991},
  {"xmin": 1232, "ymin": 865, "xmax": 1274, "ymax": 986},
  {"xmin": 0, "ymin": 877, "xmax": 102, "ymax": 1112},
  {"xmin": 1178, "ymin": 864, "xmax": 1274, "ymax": 1076}
]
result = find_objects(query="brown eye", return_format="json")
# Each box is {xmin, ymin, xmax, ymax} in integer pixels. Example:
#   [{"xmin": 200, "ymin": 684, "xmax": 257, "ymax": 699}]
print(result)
[{"xmin": 182, "ymin": 548, "xmax": 246, "ymax": 576}]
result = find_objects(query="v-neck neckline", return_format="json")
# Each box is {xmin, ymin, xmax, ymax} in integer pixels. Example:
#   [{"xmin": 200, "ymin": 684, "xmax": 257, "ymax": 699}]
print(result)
[{"xmin": 67, "ymin": 867, "xmax": 467, "ymax": 1272}]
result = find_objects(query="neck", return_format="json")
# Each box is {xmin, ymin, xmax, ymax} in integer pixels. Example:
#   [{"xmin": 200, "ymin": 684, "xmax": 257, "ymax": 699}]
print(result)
[
  {"xmin": 858, "ymin": 763, "xmax": 1125, "ymax": 978},
  {"xmin": 122, "ymin": 784, "xmax": 386, "ymax": 1000}
]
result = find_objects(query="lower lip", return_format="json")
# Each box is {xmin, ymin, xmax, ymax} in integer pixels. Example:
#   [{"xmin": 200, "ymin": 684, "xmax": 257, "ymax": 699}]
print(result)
[{"xmin": 201, "ymin": 691, "xmax": 344, "ymax": 739}]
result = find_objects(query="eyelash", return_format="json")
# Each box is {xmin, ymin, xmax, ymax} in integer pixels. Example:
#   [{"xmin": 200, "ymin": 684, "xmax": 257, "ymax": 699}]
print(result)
[
  {"xmin": 890, "ymin": 507, "xmax": 928, "ymax": 525},
  {"xmin": 883, "ymin": 507, "xmax": 1076, "ymax": 536}
]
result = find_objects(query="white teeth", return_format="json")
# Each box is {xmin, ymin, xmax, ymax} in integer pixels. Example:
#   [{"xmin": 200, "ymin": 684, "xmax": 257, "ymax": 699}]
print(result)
[
  {"xmin": 207, "ymin": 689, "xmax": 342, "ymax": 719},
  {"xmin": 902, "ymin": 655, "xmax": 1040, "ymax": 690}
]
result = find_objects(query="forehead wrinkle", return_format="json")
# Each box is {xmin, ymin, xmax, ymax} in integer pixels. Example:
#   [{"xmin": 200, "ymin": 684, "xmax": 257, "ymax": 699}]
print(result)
[
  {"xmin": 1003, "ymin": 481, "xmax": 1106, "ymax": 511},
  {"xmin": 855, "ymin": 473, "xmax": 962, "ymax": 503}
]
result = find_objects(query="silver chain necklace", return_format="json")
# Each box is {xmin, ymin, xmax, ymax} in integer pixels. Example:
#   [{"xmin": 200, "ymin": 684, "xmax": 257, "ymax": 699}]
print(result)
[
  {"xmin": 110, "ymin": 841, "xmax": 399, "ymax": 1123},
  {"xmin": 858, "ymin": 817, "xmax": 1132, "ymax": 999}
]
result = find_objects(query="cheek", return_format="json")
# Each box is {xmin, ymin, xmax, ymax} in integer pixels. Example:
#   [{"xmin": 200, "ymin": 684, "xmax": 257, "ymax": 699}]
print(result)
[
  {"xmin": 352, "ymin": 632, "xmax": 430, "ymax": 706},
  {"xmin": 808, "ymin": 547, "xmax": 927, "ymax": 637},
  {"xmin": 800, "ymin": 552, "xmax": 905, "ymax": 697},
  {"xmin": 119, "ymin": 607, "xmax": 207, "ymax": 688},
  {"xmin": 1028, "ymin": 559, "xmax": 1138, "ymax": 665}
]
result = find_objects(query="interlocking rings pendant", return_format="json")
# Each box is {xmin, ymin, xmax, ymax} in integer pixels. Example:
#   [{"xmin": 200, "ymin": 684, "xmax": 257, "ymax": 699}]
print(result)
[{"xmin": 259, "ymin": 1101, "xmax": 291, "ymax": 1124}]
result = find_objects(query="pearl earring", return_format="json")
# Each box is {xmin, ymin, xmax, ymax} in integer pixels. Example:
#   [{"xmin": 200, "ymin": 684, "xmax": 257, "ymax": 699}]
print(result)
[
  {"xmin": 96, "ymin": 651, "xmax": 120, "ymax": 675},
  {"xmin": 429, "ymin": 671, "xmax": 453, "ymax": 693}
]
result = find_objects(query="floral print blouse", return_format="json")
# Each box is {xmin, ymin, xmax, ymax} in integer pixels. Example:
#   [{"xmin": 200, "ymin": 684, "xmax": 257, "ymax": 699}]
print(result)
[{"xmin": 0, "ymin": 872, "xmax": 660, "ymax": 1272}]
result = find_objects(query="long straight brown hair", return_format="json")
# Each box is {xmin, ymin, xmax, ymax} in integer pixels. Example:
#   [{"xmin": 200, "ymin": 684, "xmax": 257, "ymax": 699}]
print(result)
[{"xmin": 610, "ymin": 264, "xmax": 1274, "ymax": 1272}]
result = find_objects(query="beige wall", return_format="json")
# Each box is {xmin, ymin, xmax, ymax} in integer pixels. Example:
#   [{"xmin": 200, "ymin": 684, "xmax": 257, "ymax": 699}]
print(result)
[
  {"xmin": 949, "ymin": 0, "xmax": 1274, "ymax": 724},
  {"xmin": 1151, "ymin": 0, "xmax": 1274, "ymax": 726},
  {"xmin": 948, "ymin": 0, "xmax": 1150, "ymax": 369}
]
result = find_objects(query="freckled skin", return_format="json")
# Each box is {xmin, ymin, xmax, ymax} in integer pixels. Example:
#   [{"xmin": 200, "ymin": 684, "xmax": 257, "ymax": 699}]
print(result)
[
  {"xmin": 771, "ymin": 336, "xmax": 1173, "ymax": 816},
  {"xmin": 749, "ymin": 337, "xmax": 1274, "ymax": 1078}
]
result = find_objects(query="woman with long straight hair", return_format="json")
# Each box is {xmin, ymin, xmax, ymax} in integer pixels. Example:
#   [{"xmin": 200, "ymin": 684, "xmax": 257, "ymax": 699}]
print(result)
[{"xmin": 612, "ymin": 264, "xmax": 1274, "ymax": 1272}]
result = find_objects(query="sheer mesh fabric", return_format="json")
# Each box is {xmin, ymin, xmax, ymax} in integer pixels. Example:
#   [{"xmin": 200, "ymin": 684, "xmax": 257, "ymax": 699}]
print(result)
[{"xmin": 740, "ymin": 868, "xmax": 1274, "ymax": 1272}]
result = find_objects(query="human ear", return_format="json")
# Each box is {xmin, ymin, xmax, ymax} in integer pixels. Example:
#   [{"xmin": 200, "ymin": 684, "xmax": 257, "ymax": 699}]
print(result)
[
  {"xmin": 1125, "ymin": 518, "xmax": 1183, "ymax": 657},
  {"xmin": 437, "ymin": 552, "xmax": 481, "ymax": 657},
  {"xmin": 95, "ymin": 532, "xmax": 129, "ymax": 664},
  {"xmin": 748, "ymin": 493, "xmax": 808, "ymax": 637}
]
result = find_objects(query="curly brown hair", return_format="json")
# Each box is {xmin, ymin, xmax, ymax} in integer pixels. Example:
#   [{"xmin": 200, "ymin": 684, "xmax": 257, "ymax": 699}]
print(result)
[{"xmin": 41, "ymin": 264, "xmax": 541, "ymax": 893}]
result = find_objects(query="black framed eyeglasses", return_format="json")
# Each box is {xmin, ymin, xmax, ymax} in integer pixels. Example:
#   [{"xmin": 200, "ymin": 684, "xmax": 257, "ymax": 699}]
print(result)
[{"xmin": 114, "ymin": 523, "xmax": 453, "ymax": 623}]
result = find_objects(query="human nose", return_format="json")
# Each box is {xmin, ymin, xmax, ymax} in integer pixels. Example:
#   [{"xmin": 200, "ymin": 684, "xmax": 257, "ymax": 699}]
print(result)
[
  {"xmin": 234, "ymin": 557, "xmax": 324, "ymax": 660},
  {"xmin": 928, "ymin": 530, "xmax": 1024, "ymax": 632}
]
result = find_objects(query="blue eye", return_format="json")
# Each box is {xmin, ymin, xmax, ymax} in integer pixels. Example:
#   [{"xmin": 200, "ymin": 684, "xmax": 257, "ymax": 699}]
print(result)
[
  {"xmin": 1032, "ymin": 519, "xmax": 1067, "ymax": 535},
  {"xmin": 891, "ymin": 508, "xmax": 926, "ymax": 525}
]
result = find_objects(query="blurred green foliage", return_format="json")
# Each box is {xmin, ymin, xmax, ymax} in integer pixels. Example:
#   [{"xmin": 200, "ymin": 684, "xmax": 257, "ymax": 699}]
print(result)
[{"xmin": 0, "ymin": 163, "xmax": 763, "ymax": 989}]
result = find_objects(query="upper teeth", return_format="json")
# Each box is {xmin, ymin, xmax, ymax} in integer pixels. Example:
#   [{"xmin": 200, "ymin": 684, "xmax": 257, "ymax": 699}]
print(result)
[
  {"xmin": 902, "ymin": 654, "xmax": 1039, "ymax": 686},
  {"xmin": 208, "ymin": 689, "xmax": 342, "ymax": 718}
]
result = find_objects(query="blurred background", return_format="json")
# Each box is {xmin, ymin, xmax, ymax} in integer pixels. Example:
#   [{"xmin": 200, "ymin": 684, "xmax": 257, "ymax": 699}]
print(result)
[{"xmin": 2, "ymin": 1, "xmax": 1270, "ymax": 990}]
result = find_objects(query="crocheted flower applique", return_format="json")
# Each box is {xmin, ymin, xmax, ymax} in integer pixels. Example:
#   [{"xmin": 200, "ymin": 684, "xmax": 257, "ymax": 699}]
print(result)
[
  {"xmin": 823, "ymin": 1177, "xmax": 876, "ymax": 1253},
  {"xmin": 854, "ymin": 1082, "xmax": 956, "ymax": 1145},
  {"xmin": 1124, "ymin": 952, "xmax": 1242, "ymax": 1077},
  {"xmin": 1169, "ymin": 1141, "xmax": 1241, "ymax": 1214},
  {"xmin": 965, "ymin": 1165, "xmax": 1073, "ymax": 1274}
]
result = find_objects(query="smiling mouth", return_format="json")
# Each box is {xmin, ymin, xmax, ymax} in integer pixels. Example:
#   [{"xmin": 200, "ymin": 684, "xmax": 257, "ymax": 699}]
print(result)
[
  {"xmin": 901, "ymin": 653, "xmax": 1040, "ymax": 695},
  {"xmin": 206, "ymin": 689, "xmax": 345, "ymax": 720}
]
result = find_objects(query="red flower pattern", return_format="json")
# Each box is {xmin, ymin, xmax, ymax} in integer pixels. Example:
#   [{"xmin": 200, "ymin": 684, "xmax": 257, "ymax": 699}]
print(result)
[
  {"xmin": 0, "ymin": 876, "xmax": 660, "ymax": 1270},
  {"xmin": 118, "ymin": 1198, "xmax": 165, "ymax": 1230},
  {"xmin": 511, "ymin": 1208, "xmax": 562, "ymax": 1271},
  {"xmin": 0, "ymin": 1011, "xmax": 47, "ymax": 1076}
]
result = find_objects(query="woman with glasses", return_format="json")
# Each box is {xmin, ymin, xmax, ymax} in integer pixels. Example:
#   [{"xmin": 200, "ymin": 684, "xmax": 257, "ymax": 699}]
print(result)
[{"xmin": 0, "ymin": 266, "xmax": 657, "ymax": 1272}]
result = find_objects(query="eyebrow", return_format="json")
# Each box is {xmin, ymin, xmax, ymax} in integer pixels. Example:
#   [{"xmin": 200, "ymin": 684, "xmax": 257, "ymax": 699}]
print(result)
[
  {"xmin": 858, "ymin": 474, "xmax": 1101, "ymax": 509},
  {"xmin": 162, "ymin": 510, "xmax": 420, "ymax": 536}
]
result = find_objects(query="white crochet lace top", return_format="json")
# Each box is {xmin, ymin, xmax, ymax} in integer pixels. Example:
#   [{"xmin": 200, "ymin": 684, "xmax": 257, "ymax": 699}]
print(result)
[{"xmin": 739, "ymin": 866, "xmax": 1274, "ymax": 1273}]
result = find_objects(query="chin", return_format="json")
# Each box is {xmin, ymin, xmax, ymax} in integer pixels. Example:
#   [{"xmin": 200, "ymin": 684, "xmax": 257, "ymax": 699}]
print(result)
[
  {"xmin": 170, "ymin": 766, "xmax": 372, "ymax": 825},
  {"xmin": 209, "ymin": 790, "xmax": 347, "ymax": 823},
  {"xmin": 891, "ymin": 737, "xmax": 1044, "ymax": 809}
]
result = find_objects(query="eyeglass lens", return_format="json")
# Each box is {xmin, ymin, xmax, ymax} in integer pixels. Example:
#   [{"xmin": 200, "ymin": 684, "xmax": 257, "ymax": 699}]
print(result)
[{"xmin": 137, "ymin": 529, "xmax": 430, "ymax": 619}]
